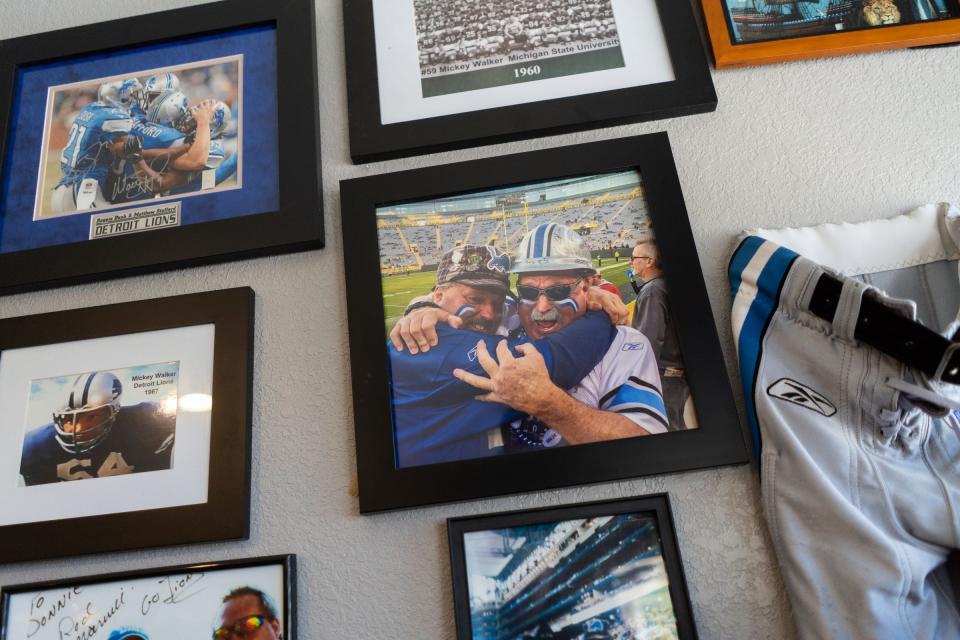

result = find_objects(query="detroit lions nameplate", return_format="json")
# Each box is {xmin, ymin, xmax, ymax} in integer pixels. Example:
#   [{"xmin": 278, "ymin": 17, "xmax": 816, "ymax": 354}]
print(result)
[{"xmin": 89, "ymin": 202, "xmax": 181, "ymax": 239}]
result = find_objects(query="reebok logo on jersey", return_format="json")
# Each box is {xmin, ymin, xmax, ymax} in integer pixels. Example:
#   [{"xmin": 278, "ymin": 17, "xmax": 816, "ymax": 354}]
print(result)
[
  {"xmin": 621, "ymin": 342, "xmax": 645, "ymax": 352},
  {"xmin": 767, "ymin": 378, "xmax": 837, "ymax": 417}
]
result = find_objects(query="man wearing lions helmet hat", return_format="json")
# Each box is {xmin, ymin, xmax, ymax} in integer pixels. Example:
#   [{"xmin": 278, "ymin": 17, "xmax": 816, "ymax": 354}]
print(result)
[
  {"xmin": 453, "ymin": 223, "xmax": 668, "ymax": 448},
  {"xmin": 388, "ymin": 243, "xmax": 627, "ymax": 467}
]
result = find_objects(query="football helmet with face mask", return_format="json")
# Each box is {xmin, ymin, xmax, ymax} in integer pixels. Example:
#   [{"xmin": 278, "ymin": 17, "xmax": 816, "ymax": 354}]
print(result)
[
  {"xmin": 146, "ymin": 90, "xmax": 191, "ymax": 129},
  {"xmin": 143, "ymin": 72, "xmax": 180, "ymax": 107},
  {"xmin": 52, "ymin": 371, "xmax": 122, "ymax": 454}
]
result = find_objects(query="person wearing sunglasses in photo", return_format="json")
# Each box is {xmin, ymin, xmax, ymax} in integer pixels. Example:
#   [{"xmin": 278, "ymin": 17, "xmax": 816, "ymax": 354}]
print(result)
[
  {"xmin": 627, "ymin": 240, "xmax": 695, "ymax": 431},
  {"xmin": 213, "ymin": 587, "xmax": 282, "ymax": 640},
  {"xmin": 455, "ymin": 223, "xmax": 667, "ymax": 450},
  {"xmin": 393, "ymin": 225, "xmax": 666, "ymax": 460},
  {"xmin": 388, "ymin": 243, "xmax": 627, "ymax": 467}
]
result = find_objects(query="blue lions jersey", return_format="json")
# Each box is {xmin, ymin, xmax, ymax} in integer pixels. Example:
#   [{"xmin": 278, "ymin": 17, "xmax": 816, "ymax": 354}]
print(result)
[
  {"xmin": 391, "ymin": 311, "xmax": 616, "ymax": 467},
  {"xmin": 129, "ymin": 103, "xmax": 147, "ymax": 122},
  {"xmin": 134, "ymin": 120, "xmax": 186, "ymax": 150},
  {"xmin": 19, "ymin": 403, "xmax": 175, "ymax": 486},
  {"xmin": 57, "ymin": 104, "xmax": 133, "ymax": 188}
]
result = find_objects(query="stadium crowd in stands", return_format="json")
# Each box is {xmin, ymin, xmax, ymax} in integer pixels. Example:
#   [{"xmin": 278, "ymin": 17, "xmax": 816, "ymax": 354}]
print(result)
[
  {"xmin": 470, "ymin": 517, "xmax": 677, "ymax": 639},
  {"xmin": 414, "ymin": 0, "xmax": 618, "ymax": 67},
  {"xmin": 378, "ymin": 190, "xmax": 648, "ymax": 271}
]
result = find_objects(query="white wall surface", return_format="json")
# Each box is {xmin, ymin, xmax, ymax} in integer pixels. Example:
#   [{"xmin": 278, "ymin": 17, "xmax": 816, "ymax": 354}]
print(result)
[{"xmin": 1, "ymin": 1, "xmax": 958, "ymax": 637}]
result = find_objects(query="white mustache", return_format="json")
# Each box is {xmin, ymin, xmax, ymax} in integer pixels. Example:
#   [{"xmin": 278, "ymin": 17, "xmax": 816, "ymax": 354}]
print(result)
[{"xmin": 531, "ymin": 308, "xmax": 559, "ymax": 322}]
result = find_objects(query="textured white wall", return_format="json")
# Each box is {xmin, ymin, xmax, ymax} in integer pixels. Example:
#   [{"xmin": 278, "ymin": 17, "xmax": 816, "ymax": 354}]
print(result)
[{"xmin": 1, "ymin": 1, "xmax": 958, "ymax": 637}]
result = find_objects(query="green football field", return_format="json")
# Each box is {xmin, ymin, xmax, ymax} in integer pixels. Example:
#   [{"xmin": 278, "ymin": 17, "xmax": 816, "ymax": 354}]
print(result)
[{"xmin": 380, "ymin": 258, "xmax": 635, "ymax": 338}]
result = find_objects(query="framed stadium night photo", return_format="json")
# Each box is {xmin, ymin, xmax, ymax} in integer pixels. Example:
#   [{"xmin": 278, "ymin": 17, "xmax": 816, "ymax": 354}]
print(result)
[
  {"xmin": 340, "ymin": 133, "xmax": 747, "ymax": 513},
  {"xmin": 447, "ymin": 494, "xmax": 696, "ymax": 639},
  {"xmin": 0, "ymin": 288, "xmax": 254, "ymax": 563},
  {"xmin": 0, "ymin": 555, "xmax": 295, "ymax": 640},
  {"xmin": 0, "ymin": 0, "xmax": 322, "ymax": 295},
  {"xmin": 343, "ymin": 0, "xmax": 716, "ymax": 162}
]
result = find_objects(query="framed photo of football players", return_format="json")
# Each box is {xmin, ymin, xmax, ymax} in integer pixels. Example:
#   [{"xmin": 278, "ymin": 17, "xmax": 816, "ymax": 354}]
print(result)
[
  {"xmin": 447, "ymin": 494, "xmax": 696, "ymax": 639},
  {"xmin": 0, "ymin": 287, "xmax": 254, "ymax": 563},
  {"xmin": 701, "ymin": 0, "xmax": 960, "ymax": 67},
  {"xmin": 0, "ymin": 0, "xmax": 322, "ymax": 296},
  {"xmin": 343, "ymin": 0, "xmax": 717, "ymax": 163},
  {"xmin": 0, "ymin": 555, "xmax": 295, "ymax": 640},
  {"xmin": 340, "ymin": 132, "xmax": 748, "ymax": 513}
]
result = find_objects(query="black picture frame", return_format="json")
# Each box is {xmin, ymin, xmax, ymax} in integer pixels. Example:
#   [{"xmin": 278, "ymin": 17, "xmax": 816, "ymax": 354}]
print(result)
[
  {"xmin": 343, "ymin": 0, "xmax": 717, "ymax": 163},
  {"xmin": 0, "ymin": 0, "xmax": 322, "ymax": 295},
  {"xmin": 0, "ymin": 287, "xmax": 254, "ymax": 563},
  {"xmin": 0, "ymin": 554, "xmax": 295, "ymax": 639},
  {"xmin": 448, "ymin": 494, "xmax": 697, "ymax": 639},
  {"xmin": 340, "ymin": 133, "xmax": 747, "ymax": 513}
]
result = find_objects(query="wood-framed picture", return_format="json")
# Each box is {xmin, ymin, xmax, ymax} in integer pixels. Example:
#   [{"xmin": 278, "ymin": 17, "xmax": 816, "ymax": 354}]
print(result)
[
  {"xmin": 0, "ymin": 287, "xmax": 254, "ymax": 563},
  {"xmin": 343, "ymin": 0, "xmax": 717, "ymax": 163},
  {"xmin": 0, "ymin": 0, "xmax": 322, "ymax": 295},
  {"xmin": 0, "ymin": 554, "xmax": 295, "ymax": 639},
  {"xmin": 701, "ymin": 0, "xmax": 960, "ymax": 67},
  {"xmin": 340, "ymin": 133, "xmax": 747, "ymax": 513},
  {"xmin": 448, "ymin": 494, "xmax": 696, "ymax": 639}
]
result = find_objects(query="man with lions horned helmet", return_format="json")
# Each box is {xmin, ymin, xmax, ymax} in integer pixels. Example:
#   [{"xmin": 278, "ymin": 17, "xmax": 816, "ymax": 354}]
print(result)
[{"xmin": 388, "ymin": 243, "xmax": 625, "ymax": 467}]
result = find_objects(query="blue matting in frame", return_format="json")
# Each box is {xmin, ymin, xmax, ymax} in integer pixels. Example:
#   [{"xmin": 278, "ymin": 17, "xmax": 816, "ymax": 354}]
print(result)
[{"xmin": 0, "ymin": 24, "xmax": 279, "ymax": 255}]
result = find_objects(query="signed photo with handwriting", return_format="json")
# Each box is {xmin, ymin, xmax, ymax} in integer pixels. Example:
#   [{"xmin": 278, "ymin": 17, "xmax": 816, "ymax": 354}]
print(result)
[
  {"xmin": 0, "ymin": 556, "xmax": 293, "ymax": 640},
  {"xmin": 0, "ymin": 24, "xmax": 279, "ymax": 256},
  {"xmin": 0, "ymin": 2, "xmax": 324, "ymax": 295},
  {"xmin": 35, "ymin": 57, "xmax": 242, "ymax": 222}
]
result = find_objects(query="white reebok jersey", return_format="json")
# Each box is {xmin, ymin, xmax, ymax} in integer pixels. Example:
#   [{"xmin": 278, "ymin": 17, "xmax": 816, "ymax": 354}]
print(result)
[{"xmin": 568, "ymin": 326, "xmax": 668, "ymax": 435}]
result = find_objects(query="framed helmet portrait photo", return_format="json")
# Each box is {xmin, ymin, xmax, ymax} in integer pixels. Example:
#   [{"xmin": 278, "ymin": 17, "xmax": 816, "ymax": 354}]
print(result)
[
  {"xmin": 700, "ymin": 0, "xmax": 960, "ymax": 67},
  {"xmin": 340, "ymin": 133, "xmax": 748, "ymax": 513},
  {"xmin": 0, "ymin": 288, "xmax": 254, "ymax": 563}
]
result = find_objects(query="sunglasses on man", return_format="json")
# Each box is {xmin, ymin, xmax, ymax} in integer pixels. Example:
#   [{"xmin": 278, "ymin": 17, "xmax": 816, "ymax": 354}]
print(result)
[
  {"xmin": 213, "ymin": 615, "xmax": 274, "ymax": 639},
  {"xmin": 516, "ymin": 278, "xmax": 583, "ymax": 302}
]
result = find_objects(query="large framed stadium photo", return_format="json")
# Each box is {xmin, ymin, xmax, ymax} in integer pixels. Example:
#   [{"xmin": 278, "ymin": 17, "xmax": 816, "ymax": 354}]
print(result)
[
  {"xmin": 340, "ymin": 133, "xmax": 747, "ymax": 513},
  {"xmin": 0, "ymin": 0, "xmax": 322, "ymax": 295},
  {"xmin": 0, "ymin": 555, "xmax": 295, "ymax": 640},
  {"xmin": 447, "ymin": 494, "xmax": 696, "ymax": 639},
  {"xmin": 701, "ymin": 0, "xmax": 960, "ymax": 67},
  {"xmin": 0, "ymin": 288, "xmax": 254, "ymax": 563},
  {"xmin": 343, "ymin": 0, "xmax": 716, "ymax": 162}
]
